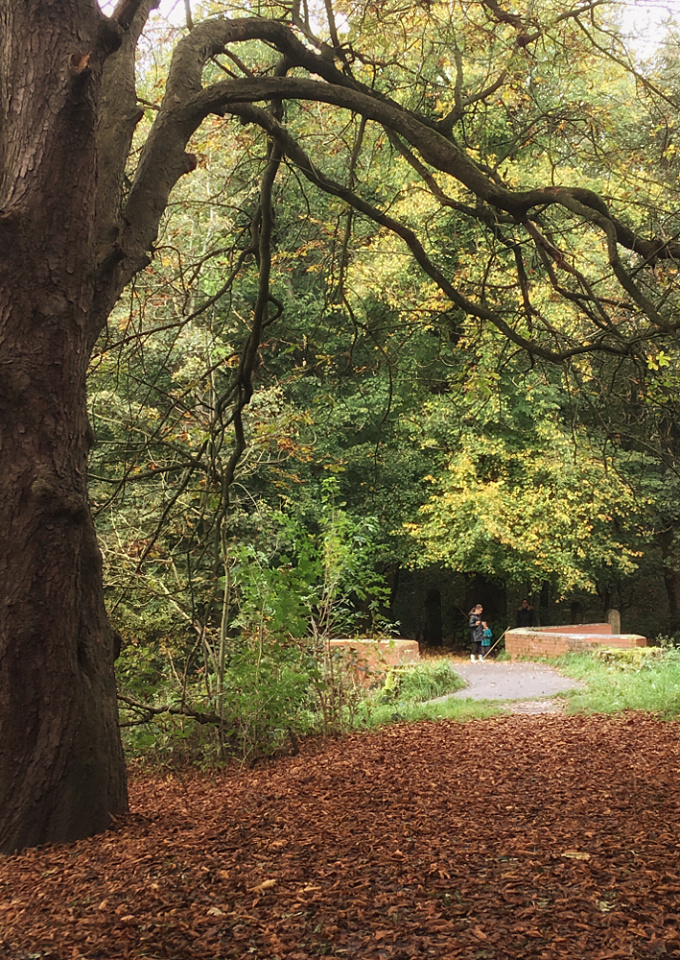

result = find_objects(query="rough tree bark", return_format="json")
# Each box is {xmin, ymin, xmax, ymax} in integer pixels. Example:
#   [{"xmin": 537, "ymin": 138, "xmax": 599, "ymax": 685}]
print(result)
[{"xmin": 0, "ymin": 1, "xmax": 130, "ymax": 852}]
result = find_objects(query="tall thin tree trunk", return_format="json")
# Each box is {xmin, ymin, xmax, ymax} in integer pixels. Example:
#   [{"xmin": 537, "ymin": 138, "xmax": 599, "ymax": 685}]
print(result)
[{"xmin": 661, "ymin": 529, "xmax": 680, "ymax": 634}]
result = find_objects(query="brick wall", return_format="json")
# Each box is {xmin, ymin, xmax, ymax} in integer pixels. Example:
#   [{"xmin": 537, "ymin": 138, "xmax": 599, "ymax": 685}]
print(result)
[
  {"xmin": 328, "ymin": 639, "xmax": 420, "ymax": 684},
  {"xmin": 506, "ymin": 624, "xmax": 647, "ymax": 659}
]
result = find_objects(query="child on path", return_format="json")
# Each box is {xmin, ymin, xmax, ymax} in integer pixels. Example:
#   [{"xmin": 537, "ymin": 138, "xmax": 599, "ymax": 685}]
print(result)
[{"xmin": 481, "ymin": 622, "xmax": 492, "ymax": 660}]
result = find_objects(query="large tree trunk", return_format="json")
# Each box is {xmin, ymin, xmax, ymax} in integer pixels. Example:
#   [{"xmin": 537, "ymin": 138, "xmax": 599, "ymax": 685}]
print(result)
[{"xmin": 0, "ymin": 1, "xmax": 127, "ymax": 852}]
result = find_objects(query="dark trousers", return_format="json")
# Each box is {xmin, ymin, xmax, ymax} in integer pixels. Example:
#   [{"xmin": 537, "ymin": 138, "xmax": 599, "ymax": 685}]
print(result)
[{"xmin": 471, "ymin": 641, "xmax": 482, "ymax": 658}]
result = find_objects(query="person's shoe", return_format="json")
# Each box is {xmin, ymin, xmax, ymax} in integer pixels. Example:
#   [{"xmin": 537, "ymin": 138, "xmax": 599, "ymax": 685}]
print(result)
[{"xmin": 470, "ymin": 654, "xmax": 476, "ymax": 661}]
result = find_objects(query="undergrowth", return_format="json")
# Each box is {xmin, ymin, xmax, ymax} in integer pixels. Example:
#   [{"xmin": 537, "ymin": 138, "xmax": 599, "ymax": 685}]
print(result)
[
  {"xmin": 119, "ymin": 648, "xmax": 502, "ymax": 766},
  {"xmin": 121, "ymin": 640, "xmax": 680, "ymax": 770}
]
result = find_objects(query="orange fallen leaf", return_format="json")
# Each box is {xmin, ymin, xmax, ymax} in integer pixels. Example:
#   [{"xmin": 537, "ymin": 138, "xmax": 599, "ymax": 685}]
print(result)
[{"xmin": 248, "ymin": 878, "xmax": 277, "ymax": 893}]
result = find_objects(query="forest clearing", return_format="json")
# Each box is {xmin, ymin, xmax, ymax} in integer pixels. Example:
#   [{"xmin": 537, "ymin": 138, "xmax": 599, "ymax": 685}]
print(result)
[{"xmin": 1, "ymin": 712, "xmax": 679, "ymax": 960}]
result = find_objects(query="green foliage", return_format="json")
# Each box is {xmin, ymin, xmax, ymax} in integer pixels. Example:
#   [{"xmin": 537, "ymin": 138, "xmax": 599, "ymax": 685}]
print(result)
[
  {"xmin": 98, "ymin": 0, "xmax": 680, "ymax": 763},
  {"xmin": 381, "ymin": 660, "xmax": 466, "ymax": 703},
  {"xmin": 231, "ymin": 484, "xmax": 392, "ymax": 642},
  {"xmin": 210, "ymin": 638, "xmax": 315, "ymax": 763},
  {"xmin": 405, "ymin": 368, "xmax": 649, "ymax": 595},
  {"xmin": 117, "ymin": 633, "xmax": 332, "ymax": 765},
  {"xmin": 120, "ymin": 715, "xmax": 214, "ymax": 767},
  {"xmin": 115, "ymin": 489, "xmax": 394, "ymax": 764},
  {"xmin": 230, "ymin": 529, "xmax": 319, "ymax": 643},
  {"xmin": 116, "ymin": 635, "xmax": 178, "ymax": 703},
  {"xmin": 304, "ymin": 641, "xmax": 367, "ymax": 736}
]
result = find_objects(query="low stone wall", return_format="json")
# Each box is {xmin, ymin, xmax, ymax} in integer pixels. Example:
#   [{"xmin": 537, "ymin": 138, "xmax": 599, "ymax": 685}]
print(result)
[
  {"xmin": 506, "ymin": 623, "xmax": 647, "ymax": 659},
  {"xmin": 328, "ymin": 639, "xmax": 420, "ymax": 683}
]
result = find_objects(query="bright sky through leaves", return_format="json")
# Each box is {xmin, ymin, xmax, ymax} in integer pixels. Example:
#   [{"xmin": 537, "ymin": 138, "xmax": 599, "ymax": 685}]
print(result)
[{"xmin": 619, "ymin": 0, "xmax": 679, "ymax": 51}]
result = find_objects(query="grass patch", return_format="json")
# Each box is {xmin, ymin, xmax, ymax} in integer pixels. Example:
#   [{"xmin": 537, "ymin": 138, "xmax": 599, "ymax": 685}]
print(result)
[
  {"xmin": 355, "ymin": 695, "xmax": 503, "ymax": 728},
  {"xmin": 385, "ymin": 659, "xmax": 467, "ymax": 701},
  {"xmin": 354, "ymin": 658, "xmax": 503, "ymax": 728},
  {"xmin": 556, "ymin": 647, "xmax": 680, "ymax": 717}
]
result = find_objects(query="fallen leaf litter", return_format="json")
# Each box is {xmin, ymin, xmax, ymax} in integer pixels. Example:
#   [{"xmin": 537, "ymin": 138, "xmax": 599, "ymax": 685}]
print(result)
[{"xmin": 1, "ymin": 713, "xmax": 679, "ymax": 959}]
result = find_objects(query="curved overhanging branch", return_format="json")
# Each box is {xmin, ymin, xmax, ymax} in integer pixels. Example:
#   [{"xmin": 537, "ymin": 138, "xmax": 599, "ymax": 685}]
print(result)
[
  {"xmin": 96, "ymin": 11, "xmax": 521, "ymax": 314},
  {"xmin": 93, "ymin": 16, "xmax": 680, "ymax": 352},
  {"xmin": 189, "ymin": 77, "xmax": 526, "ymax": 211},
  {"xmin": 96, "ymin": 1, "xmax": 159, "ymax": 270},
  {"xmin": 109, "ymin": 0, "xmax": 154, "ymax": 31},
  {"xmin": 102, "ymin": 15, "xmax": 446, "ymax": 302},
  {"xmin": 185, "ymin": 76, "xmax": 680, "ymax": 265},
  {"xmin": 224, "ymin": 102, "xmax": 632, "ymax": 363}
]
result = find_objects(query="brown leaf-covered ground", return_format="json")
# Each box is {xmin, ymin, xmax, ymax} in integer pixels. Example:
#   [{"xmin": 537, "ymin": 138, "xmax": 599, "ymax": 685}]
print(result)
[{"xmin": 2, "ymin": 714, "xmax": 680, "ymax": 959}]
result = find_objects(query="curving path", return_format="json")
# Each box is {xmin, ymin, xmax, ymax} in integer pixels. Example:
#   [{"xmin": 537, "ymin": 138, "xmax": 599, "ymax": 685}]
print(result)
[
  {"xmin": 430, "ymin": 658, "xmax": 585, "ymax": 713},
  {"xmin": 451, "ymin": 658, "xmax": 584, "ymax": 699}
]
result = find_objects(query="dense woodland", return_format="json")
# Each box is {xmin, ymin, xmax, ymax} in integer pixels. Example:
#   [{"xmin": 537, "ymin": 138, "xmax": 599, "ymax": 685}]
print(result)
[
  {"xmin": 95, "ymin": 2, "xmax": 680, "ymax": 742},
  {"xmin": 4, "ymin": 0, "xmax": 680, "ymax": 849}
]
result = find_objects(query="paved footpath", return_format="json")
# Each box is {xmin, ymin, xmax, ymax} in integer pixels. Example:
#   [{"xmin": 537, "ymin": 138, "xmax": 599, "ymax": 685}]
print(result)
[{"xmin": 429, "ymin": 659, "xmax": 584, "ymax": 713}]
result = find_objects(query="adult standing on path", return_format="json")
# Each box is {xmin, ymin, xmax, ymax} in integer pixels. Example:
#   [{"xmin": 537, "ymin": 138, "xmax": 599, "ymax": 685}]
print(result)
[
  {"xmin": 516, "ymin": 598, "xmax": 537, "ymax": 628},
  {"xmin": 469, "ymin": 604, "xmax": 485, "ymax": 661}
]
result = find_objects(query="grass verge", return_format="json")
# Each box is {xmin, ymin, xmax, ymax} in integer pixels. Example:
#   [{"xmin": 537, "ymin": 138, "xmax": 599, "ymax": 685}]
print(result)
[
  {"xmin": 556, "ymin": 647, "xmax": 680, "ymax": 717},
  {"xmin": 354, "ymin": 658, "xmax": 502, "ymax": 728}
]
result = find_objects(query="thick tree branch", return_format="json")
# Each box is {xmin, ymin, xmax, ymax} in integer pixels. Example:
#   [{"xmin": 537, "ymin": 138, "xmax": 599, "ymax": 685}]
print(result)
[
  {"xmin": 97, "ymin": 16, "xmax": 445, "ymax": 314},
  {"xmin": 96, "ymin": 1, "xmax": 159, "ymax": 277},
  {"xmin": 94, "ymin": 15, "xmax": 680, "ymax": 355},
  {"xmin": 224, "ymin": 102, "xmax": 631, "ymax": 363},
  {"xmin": 109, "ymin": 0, "xmax": 151, "ymax": 31},
  {"xmin": 188, "ymin": 75, "xmax": 680, "ymax": 268}
]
